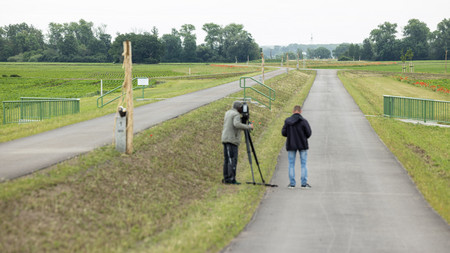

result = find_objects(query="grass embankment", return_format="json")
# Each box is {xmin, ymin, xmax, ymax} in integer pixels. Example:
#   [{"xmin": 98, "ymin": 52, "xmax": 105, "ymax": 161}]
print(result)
[
  {"xmin": 338, "ymin": 70, "xmax": 449, "ymax": 222},
  {"xmin": 0, "ymin": 70, "xmax": 315, "ymax": 252}
]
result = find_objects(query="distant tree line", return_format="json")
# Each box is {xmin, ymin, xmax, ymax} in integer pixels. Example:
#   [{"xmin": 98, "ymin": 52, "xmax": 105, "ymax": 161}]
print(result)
[
  {"xmin": 262, "ymin": 44, "xmax": 338, "ymax": 60},
  {"xmin": 0, "ymin": 20, "xmax": 260, "ymax": 63},
  {"xmin": 333, "ymin": 18, "xmax": 449, "ymax": 61}
]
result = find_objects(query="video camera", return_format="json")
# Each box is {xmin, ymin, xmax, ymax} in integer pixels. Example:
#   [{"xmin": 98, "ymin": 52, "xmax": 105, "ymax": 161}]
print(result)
[{"xmin": 240, "ymin": 102, "xmax": 249, "ymax": 124}]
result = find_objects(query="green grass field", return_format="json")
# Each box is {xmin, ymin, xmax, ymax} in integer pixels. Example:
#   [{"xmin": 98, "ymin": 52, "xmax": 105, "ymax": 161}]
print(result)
[
  {"xmin": 0, "ymin": 70, "xmax": 315, "ymax": 252},
  {"xmin": 304, "ymin": 60, "xmax": 450, "ymax": 74}
]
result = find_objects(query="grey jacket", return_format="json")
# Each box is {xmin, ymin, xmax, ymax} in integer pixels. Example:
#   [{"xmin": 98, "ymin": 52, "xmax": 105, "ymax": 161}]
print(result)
[{"xmin": 221, "ymin": 103, "xmax": 252, "ymax": 146}]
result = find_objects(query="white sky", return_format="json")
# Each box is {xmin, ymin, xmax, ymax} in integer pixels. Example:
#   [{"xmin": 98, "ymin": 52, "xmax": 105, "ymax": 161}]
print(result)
[{"xmin": 1, "ymin": 0, "xmax": 449, "ymax": 46}]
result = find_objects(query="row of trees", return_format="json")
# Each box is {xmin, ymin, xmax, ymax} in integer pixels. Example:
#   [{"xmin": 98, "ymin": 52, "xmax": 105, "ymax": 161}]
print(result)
[
  {"xmin": 161, "ymin": 23, "xmax": 260, "ymax": 63},
  {"xmin": 0, "ymin": 20, "xmax": 112, "ymax": 62},
  {"xmin": 0, "ymin": 20, "xmax": 261, "ymax": 63},
  {"xmin": 261, "ymin": 44, "xmax": 337, "ymax": 60},
  {"xmin": 333, "ymin": 18, "xmax": 449, "ymax": 61}
]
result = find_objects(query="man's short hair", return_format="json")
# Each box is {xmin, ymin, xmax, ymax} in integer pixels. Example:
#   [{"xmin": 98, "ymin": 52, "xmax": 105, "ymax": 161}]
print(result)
[
  {"xmin": 233, "ymin": 101, "xmax": 243, "ymax": 110},
  {"xmin": 293, "ymin": 105, "xmax": 302, "ymax": 112}
]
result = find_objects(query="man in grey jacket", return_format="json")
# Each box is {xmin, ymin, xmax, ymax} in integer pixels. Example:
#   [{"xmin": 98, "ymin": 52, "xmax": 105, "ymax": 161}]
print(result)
[{"xmin": 221, "ymin": 101, "xmax": 254, "ymax": 184}]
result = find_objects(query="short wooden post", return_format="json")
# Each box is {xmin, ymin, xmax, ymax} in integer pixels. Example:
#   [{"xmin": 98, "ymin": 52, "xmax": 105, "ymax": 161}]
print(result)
[
  {"xmin": 286, "ymin": 53, "xmax": 289, "ymax": 67},
  {"xmin": 445, "ymin": 50, "xmax": 448, "ymax": 73},
  {"xmin": 261, "ymin": 52, "xmax": 265, "ymax": 83},
  {"xmin": 286, "ymin": 53, "xmax": 289, "ymax": 73},
  {"xmin": 123, "ymin": 40, "xmax": 133, "ymax": 154}
]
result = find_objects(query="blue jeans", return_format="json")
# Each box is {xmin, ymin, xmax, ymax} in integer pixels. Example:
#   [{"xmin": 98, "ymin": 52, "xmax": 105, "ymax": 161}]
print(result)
[{"xmin": 288, "ymin": 150, "xmax": 308, "ymax": 186}]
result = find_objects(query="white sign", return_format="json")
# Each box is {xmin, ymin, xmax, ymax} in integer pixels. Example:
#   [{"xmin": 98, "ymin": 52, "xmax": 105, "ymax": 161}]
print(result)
[{"xmin": 137, "ymin": 78, "xmax": 149, "ymax": 86}]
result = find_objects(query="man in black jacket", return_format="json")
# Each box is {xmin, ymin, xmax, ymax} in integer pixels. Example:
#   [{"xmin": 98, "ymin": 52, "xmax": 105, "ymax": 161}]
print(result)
[{"xmin": 282, "ymin": 105, "xmax": 312, "ymax": 188}]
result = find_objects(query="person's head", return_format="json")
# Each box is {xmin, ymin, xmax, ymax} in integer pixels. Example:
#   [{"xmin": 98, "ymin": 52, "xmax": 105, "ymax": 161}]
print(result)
[
  {"xmin": 233, "ymin": 101, "xmax": 243, "ymax": 113},
  {"xmin": 293, "ymin": 105, "xmax": 302, "ymax": 114}
]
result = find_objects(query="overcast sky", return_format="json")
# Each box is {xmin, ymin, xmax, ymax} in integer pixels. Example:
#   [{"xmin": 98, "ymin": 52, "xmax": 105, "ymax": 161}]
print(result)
[{"xmin": 1, "ymin": 0, "xmax": 449, "ymax": 46}]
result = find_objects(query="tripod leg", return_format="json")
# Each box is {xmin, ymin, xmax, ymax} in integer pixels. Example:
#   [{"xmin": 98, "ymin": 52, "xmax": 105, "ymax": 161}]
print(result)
[
  {"xmin": 244, "ymin": 130, "xmax": 256, "ymax": 184},
  {"xmin": 247, "ymin": 132, "xmax": 266, "ymax": 184}
]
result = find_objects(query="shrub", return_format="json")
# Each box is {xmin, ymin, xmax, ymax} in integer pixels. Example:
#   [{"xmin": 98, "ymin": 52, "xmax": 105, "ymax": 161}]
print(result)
[{"xmin": 338, "ymin": 55, "xmax": 353, "ymax": 61}]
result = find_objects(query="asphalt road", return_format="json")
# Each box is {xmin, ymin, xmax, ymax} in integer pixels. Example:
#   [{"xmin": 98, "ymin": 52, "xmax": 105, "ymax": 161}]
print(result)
[
  {"xmin": 0, "ymin": 69, "xmax": 286, "ymax": 180},
  {"xmin": 223, "ymin": 69, "xmax": 450, "ymax": 252}
]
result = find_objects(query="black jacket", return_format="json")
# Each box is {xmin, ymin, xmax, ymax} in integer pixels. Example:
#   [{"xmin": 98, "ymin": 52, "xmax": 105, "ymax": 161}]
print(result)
[{"xmin": 282, "ymin": 113, "xmax": 312, "ymax": 151}]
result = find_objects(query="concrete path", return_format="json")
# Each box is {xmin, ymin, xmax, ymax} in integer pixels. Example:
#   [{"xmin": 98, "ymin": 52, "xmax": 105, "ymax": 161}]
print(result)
[
  {"xmin": 0, "ymin": 69, "xmax": 286, "ymax": 180},
  {"xmin": 223, "ymin": 69, "xmax": 450, "ymax": 252}
]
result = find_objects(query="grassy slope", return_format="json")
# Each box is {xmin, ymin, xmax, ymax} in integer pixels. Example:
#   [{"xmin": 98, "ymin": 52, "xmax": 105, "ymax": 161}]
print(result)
[
  {"xmin": 338, "ymin": 70, "xmax": 449, "ymax": 222},
  {"xmin": 0, "ymin": 70, "xmax": 315, "ymax": 252}
]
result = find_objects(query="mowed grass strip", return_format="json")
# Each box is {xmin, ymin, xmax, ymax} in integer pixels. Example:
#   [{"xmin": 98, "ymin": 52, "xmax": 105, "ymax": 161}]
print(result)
[
  {"xmin": 338, "ymin": 70, "xmax": 449, "ymax": 222},
  {"xmin": 0, "ymin": 70, "xmax": 315, "ymax": 252}
]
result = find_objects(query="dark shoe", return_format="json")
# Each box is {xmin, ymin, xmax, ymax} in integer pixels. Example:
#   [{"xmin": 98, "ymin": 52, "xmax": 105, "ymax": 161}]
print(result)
[
  {"xmin": 231, "ymin": 180, "xmax": 241, "ymax": 185},
  {"xmin": 287, "ymin": 184, "xmax": 295, "ymax": 189},
  {"xmin": 222, "ymin": 179, "xmax": 232, "ymax": 184},
  {"xmin": 301, "ymin": 183, "xmax": 311, "ymax": 188}
]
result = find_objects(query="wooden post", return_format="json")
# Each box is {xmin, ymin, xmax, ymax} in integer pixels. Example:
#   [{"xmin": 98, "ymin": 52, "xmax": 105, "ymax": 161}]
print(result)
[
  {"xmin": 286, "ymin": 53, "xmax": 289, "ymax": 69},
  {"xmin": 261, "ymin": 52, "xmax": 265, "ymax": 84},
  {"xmin": 446, "ymin": 50, "xmax": 448, "ymax": 73},
  {"xmin": 296, "ymin": 53, "xmax": 299, "ymax": 70},
  {"xmin": 123, "ymin": 40, "xmax": 133, "ymax": 154}
]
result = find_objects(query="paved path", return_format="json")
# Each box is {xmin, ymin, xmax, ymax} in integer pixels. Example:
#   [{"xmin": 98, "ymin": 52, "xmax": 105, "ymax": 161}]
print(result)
[
  {"xmin": 223, "ymin": 69, "xmax": 450, "ymax": 252},
  {"xmin": 0, "ymin": 69, "xmax": 286, "ymax": 180}
]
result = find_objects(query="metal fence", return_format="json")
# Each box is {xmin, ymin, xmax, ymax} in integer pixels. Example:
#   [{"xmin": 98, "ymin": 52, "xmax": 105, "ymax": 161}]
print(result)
[
  {"xmin": 97, "ymin": 78, "xmax": 150, "ymax": 108},
  {"xmin": 3, "ymin": 97, "xmax": 80, "ymax": 124},
  {"xmin": 383, "ymin": 95, "xmax": 450, "ymax": 123},
  {"xmin": 239, "ymin": 77, "xmax": 276, "ymax": 109}
]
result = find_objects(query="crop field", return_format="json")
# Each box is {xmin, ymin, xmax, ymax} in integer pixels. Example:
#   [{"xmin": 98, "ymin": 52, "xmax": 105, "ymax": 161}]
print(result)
[
  {"xmin": 0, "ymin": 63, "xmax": 262, "ymax": 122},
  {"xmin": 303, "ymin": 60, "xmax": 449, "ymax": 74},
  {"xmin": 0, "ymin": 62, "xmax": 261, "ymax": 100}
]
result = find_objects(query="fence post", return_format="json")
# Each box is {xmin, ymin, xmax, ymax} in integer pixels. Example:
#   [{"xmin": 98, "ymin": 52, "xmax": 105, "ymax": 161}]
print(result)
[
  {"xmin": 2, "ymin": 103, "xmax": 5, "ymax": 124},
  {"xmin": 424, "ymin": 100, "xmax": 426, "ymax": 123}
]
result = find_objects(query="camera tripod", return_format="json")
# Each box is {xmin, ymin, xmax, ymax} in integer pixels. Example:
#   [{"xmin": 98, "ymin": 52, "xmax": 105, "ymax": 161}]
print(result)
[{"xmin": 241, "ymin": 103, "xmax": 278, "ymax": 187}]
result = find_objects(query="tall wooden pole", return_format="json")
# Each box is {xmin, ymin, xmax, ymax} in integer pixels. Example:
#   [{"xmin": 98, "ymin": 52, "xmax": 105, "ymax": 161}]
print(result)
[{"xmin": 123, "ymin": 40, "xmax": 133, "ymax": 154}]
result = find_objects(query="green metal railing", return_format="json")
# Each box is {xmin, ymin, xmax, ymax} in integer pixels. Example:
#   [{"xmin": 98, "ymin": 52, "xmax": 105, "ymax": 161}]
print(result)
[
  {"xmin": 383, "ymin": 95, "xmax": 450, "ymax": 123},
  {"xmin": 239, "ymin": 77, "xmax": 276, "ymax": 109},
  {"xmin": 97, "ymin": 78, "xmax": 150, "ymax": 108},
  {"xmin": 3, "ymin": 97, "xmax": 80, "ymax": 124}
]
